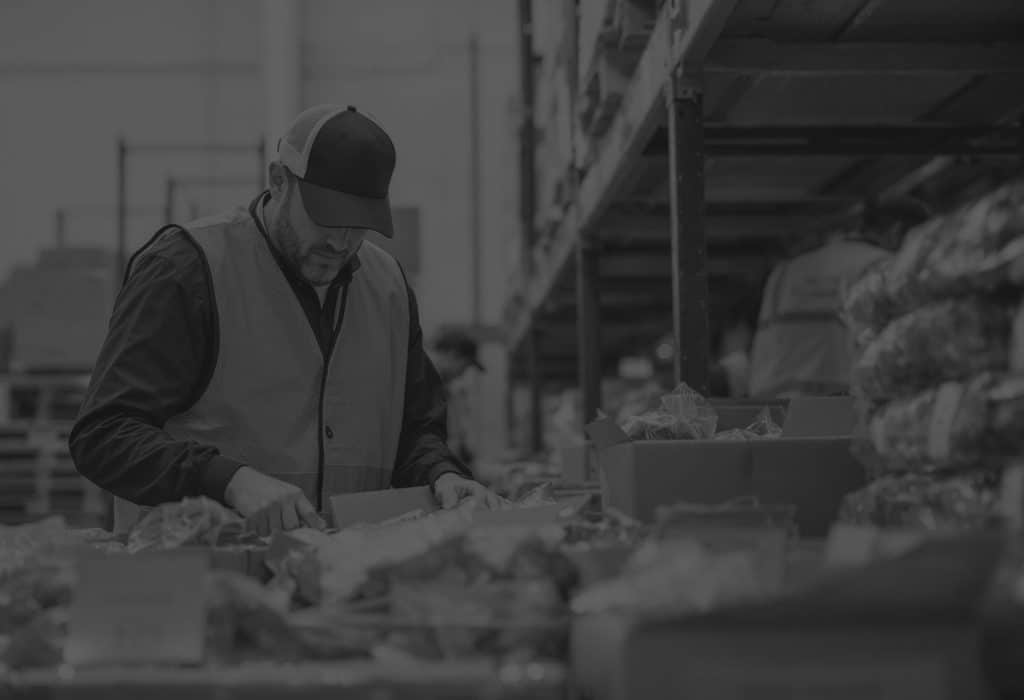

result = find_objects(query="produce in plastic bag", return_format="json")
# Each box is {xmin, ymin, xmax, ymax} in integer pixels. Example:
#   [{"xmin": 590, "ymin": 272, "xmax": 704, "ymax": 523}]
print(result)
[
  {"xmin": 125, "ymin": 497, "xmax": 261, "ymax": 553},
  {"xmin": 0, "ymin": 517, "xmax": 80, "ymax": 579},
  {"xmin": 844, "ymin": 256, "xmax": 901, "ymax": 337},
  {"xmin": 844, "ymin": 181, "xmax": 1024, "ymax": 333},
  {"xmin": 852, "ymin": 296, "xmax": 1017, "ymax": 400},
  {"xmin": 839, "ymin": 471, "xmax": 999, "ymax": 530},
  {"xmin": 867, "ymin": 373, "xmax": 1024, "ymax": 472},
  {"xmin": 619, "ymin": 383, "xmax": 718, "ymax": 441}
]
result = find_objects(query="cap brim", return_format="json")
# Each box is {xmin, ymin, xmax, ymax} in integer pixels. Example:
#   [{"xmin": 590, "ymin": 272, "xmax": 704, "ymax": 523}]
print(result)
[{"xmin": 296, "ymin": 179, "xmax": 394, "ymax": 238}]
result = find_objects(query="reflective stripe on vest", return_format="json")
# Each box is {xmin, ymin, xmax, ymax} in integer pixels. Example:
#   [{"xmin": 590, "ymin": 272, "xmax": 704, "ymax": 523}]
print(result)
[
  {"xmin": 113, "ymin": 206, "xmax": 409, "ymax": 533},
  {"xmin": 748, "ymin": 240, "xmax": 889, "ymax": 400}
]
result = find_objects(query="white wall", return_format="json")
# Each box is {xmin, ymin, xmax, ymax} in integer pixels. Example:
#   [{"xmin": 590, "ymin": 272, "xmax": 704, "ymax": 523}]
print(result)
[{"xmin": 0, "ymin": 0, "xmax": 519, "ymax": 454}]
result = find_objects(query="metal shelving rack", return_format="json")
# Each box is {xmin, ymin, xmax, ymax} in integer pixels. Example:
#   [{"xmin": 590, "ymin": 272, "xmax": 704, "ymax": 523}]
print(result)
[{"xmin": 509, "ymin": 0, "xmax": 1024, "ymax": 447}]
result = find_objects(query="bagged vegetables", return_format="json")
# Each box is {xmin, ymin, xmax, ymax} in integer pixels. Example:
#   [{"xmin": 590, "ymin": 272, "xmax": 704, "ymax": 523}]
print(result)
[
  {"xmin": 845, "ymin": 180, "xmax": 1024, "ymax": 335},
  {"xmin": 852, "ymin": 296, "xmax": 1018, "ymax": 400},
  {"xmin": 867, "ymin": 373, "xmax": 1024, "ymax": 472},
  {"xmin": 125, "ymin": 497, "xmax": 262, "ymax": 553}
]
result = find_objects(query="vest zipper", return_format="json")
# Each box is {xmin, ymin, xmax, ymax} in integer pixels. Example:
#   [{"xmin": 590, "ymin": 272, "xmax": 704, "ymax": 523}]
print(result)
[{"xmin": 316, "ymin": 280, "xmax": 352, "ymax": 512}]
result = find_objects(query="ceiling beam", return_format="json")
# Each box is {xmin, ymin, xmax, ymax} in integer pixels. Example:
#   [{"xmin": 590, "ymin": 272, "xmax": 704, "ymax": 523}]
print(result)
[{"xmin": 706, "ymin": 39, "xmax": 1024, "ymax": 76}]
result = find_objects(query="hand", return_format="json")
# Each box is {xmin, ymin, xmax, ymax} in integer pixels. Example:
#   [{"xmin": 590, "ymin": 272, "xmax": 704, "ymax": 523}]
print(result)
[
  {"xmin": 224, "ymin": 466, "xmax": 326, "ymax": 535},
  {"xmin": 433, "ymin": 472, "xmax": 504, "ymax": 510}
]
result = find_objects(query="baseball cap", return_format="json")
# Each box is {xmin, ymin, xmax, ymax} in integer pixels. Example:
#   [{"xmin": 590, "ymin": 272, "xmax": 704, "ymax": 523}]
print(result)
[
  {"xmin": 277, "ymin": 104, "xmax": 396, "ymax": 237},
  {"xmin": 433, "ymin": 328, "xmax": 485, "ymax": 372}
]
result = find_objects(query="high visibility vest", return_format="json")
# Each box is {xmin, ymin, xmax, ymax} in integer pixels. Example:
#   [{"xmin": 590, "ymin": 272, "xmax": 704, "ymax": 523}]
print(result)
[
  {"xmin": 748, "ymin": 239, "xmax": 890, "ymax": 399},
  {"xmin": 113, "ymin": 205, "xmax": 410, "ymax": 533}
]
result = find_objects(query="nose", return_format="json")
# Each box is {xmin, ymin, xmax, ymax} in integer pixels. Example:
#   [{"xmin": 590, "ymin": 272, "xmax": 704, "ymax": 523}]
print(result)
[{"xmin": 323, "ymin": 227, "xmax": 366, "ymax": 253}]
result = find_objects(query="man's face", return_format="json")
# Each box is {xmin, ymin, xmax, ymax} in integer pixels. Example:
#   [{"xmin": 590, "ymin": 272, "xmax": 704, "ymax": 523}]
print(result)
[{"xmin": 271, "ymin": 179, "xmax": 369, "ymax": 286}]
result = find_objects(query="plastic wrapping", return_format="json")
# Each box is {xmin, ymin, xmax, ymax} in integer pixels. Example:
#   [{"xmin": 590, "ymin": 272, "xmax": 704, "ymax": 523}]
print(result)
[
  {"xmin": 852, "ymin": 296, "xmax": 1017, "ymax": 401},
  {"xmin": 844, "ymin": 181, "xmax": 1024, "ymax": 334},
  {"xmin": 838, "ymin": 471, "xmax": 999, "ymax": 529},
  {"xmin": 619, "ymin": 383, "xmax": 718, "ymax": 441},
  {"xmin": 713, "ymin": 407, "xmax": 784, "ymax": 441},
  {"xmin": 866, "ymin": 373, "xmax": 1024, "ymax": 472},
  {"xmin": 125, "ymin": 497, "xmax": 262, "ymax": 554}
]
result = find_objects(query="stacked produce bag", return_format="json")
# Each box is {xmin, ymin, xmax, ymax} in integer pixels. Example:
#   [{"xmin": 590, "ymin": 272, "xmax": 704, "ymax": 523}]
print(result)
[{"xmin": 841, "ymin": 180, "xmax": 1024, "ymax": 529}]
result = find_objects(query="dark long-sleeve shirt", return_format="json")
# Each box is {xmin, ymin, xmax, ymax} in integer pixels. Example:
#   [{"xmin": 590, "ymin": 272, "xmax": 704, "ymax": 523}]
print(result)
[{"xmin": 70, "ymin": 200, "xmax": 469, "ymax": 507}]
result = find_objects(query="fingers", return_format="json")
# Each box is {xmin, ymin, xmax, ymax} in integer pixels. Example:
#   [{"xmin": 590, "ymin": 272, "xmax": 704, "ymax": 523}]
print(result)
[
  {"xmin": 266, "ymin": 501, "xmax": 285, "ymax": 533},
  {"xmin": 280, "ymin": 498, "xmax": 301, "ymax": 531},
  {"xmin": 437, "ymin": 484, "xmax": 460, "ymax": 510},
  {"xmin": 296, "ymin": 497, "xmax": 327, "ymax": 530}
]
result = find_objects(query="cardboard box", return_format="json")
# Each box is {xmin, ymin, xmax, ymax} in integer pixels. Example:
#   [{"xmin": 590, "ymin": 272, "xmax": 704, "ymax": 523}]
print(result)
[
  {"xmin": 585, "ymin": 397, "xmax": 864, "ymax": 537},
  {"xmin": 558, "ymin": 444, "xmax": 596, "ymax": 483},
  {"xmin": 183, "ymin": 546, "xmax": 271, "ymax": 582}
]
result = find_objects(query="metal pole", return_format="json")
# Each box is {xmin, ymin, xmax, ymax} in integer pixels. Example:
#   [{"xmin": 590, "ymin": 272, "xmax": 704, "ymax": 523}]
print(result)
[
  {"xmin": 469, "ymin": 33, "xmax": 482, "ymax": 326},
  {"xmin": 577, "ymin": 242, "xmax": 602, "ymax": 423},
  {"xmin": 164, "ymin": 177, "xmax": 176, "ymax": 224},
  {"xmin": 54, "ymin": 208, "xmax": 67, "ymax": 249},
  {"xmin": 527, "ymin": 328, "xmax": 543, "ymax": 454},
  {"xmin": 667, "ymin": 72, "xmax": 710, "ymax": 394},
  {"xmin": 517, "ymin": 0, "xmax": 542, "ymax": 453},
  {"xmin": 115, "ymin": 137, "xmax": 127, "ymax": 285},
  {"xmin": 567, "ymin": 0, "xmax": 601, "ymax": 423},
  {"xmin": 518, "ymin": 0, "xmax": 536, "ymax": 266}
]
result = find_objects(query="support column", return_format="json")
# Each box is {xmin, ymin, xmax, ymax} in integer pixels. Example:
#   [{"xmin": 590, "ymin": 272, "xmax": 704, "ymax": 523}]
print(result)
[
  {"xmin": 576, "ymin": 241, "xmax": 602, "ymax": 424},
  {"xmin": 262, "ymin": 0, "xmax": 303, "ymax": 168},
  {"xmin": 667, "ymin": 71, "xmax": 710, "ymax": 394},
  {"xmin": 568, "ymin": 0, "xmax": 600, "ymax": 423},
  {"xmin": 527, "ymin": 328, "xmax": 544, "ymax": 454},
  {"xmin": 518, "ymin": 0, "xmax": 543, "ymax": 454}
]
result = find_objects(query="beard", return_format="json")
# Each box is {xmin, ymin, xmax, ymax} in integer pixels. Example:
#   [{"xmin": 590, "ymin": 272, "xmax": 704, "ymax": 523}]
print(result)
[{"xmin": 269, "ymin": 188, "xmax": 347, "ymax": 286}]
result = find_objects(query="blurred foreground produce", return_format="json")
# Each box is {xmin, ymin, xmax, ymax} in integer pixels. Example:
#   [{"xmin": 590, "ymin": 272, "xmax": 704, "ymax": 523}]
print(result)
[{"xmin": 839, "ymin": 471, "xmax": 1000, "ymax": 529}]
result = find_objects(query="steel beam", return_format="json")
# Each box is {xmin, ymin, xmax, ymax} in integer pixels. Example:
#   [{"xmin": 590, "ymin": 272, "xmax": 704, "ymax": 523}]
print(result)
[{"xmin": 707, "ymin": 39, "xmax": 1024, "ymax": 76}]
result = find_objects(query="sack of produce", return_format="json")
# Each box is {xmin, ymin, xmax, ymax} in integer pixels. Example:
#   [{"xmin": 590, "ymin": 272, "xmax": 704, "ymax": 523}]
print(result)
[
  {"xmin": 838, "ymin": 471, "xmax": 1000, "ymax": 529},
  {"xmin": 845, "ymin": 181, "xmax": 1024, "ymax": 334},
  {"xmin": 867, "ymin": 373, "xmax": 1024, "ymax": 472},
  {"xmin": 852, "ymin": 296, "xmax": 1018, "ymax": 400}
]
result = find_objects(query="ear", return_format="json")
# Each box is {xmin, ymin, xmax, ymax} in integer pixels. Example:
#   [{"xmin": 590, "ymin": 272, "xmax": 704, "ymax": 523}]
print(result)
[{"xmin": 267, "ymin": 162, "xmax": 291, "ymax": 199}]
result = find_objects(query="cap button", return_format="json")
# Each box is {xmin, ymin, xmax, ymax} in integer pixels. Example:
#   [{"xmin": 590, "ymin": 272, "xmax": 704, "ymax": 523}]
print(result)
[{"xmin": 347, "ymin": 105, "xmax": 357, "ymax": 112}]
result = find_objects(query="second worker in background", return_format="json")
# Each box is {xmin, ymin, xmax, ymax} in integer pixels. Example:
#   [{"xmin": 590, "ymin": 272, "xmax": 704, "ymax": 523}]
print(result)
[
  {"xmin": 71, "ymin": 104, "xmax": 501, "ymax": 534},
  {"xmin": 748, "ymin": 196, "xmax": 932, "ymax": 399}
]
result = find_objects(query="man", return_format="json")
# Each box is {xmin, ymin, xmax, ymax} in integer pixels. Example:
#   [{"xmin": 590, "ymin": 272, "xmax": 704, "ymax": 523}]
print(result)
[
  {"xmin": 71, "ymin": 104, "xmax": 500, "ymax": 534},
  {"xmin": 748, "ymin": 196, "xmax": 932, "ymax": 399},
  {"xmin": 429, "ymin": 328, "xmax": 485, "ymax": 466}
]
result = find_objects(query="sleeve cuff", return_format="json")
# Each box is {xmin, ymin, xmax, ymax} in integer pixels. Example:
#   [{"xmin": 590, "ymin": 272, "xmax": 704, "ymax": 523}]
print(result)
[{"xmin": 200, "ymin": 455, "xmax": 246, "ymax": 505}]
